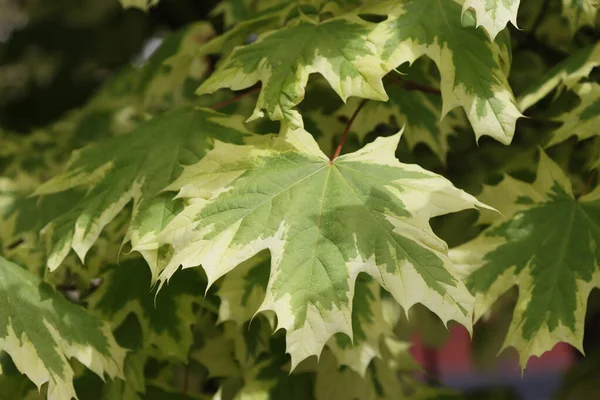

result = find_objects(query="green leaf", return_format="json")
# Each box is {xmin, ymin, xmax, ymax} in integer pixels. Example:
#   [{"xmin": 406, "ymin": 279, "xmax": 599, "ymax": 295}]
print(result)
[
  {"xmin": 372, "ymin": 0, "xmax": 522, "ymax": 144},
  {"xmin": 548, "ymin": 82, "xmax": 600, "ymax": 147},
  {"xmin": 561, "ymin": 0, "xmax": 599, "ymax": 32},
  {"xmin": 197, "ymin": 15, "xmax": 389, "ymax": 128},
  {"xmin": 461, "ymin": 0, "xmax": 521, "ymax": 39},
  {"xmin": 35, "ymin": 107, "xmax": 249, "ymax": 279},
  {"xmin": 156, "ymin": 127, "xmax": 485, "ymax": 368},
  {"xmin": 209, "ymin": 0, "xmax": 290, "ymax": 28},
  {"xmin": 0, "ymin": 256, "xmax": 125, "ymax": 400},
  {"xmin": 450, "ymin": 151, "xmax": 600, "ymax": 369},
  {"xmin": 518, "ymin": 43, "xmax": 600, "ymax": 111},
  {"xmin": 119, "ymin": 0, "xmax": 159, "ymax": 11},
  {"xmin": 89, "ymin": 257, "xmax": 211, "ymax": 361}
]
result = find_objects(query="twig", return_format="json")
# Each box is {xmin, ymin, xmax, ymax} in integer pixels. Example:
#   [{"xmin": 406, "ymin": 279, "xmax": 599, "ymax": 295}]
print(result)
[
  {"xmin": 182, "ymin": 363, "xmax": 190, "ymax": 400},
  {"xmin": 399, "ymin": 79, "xmax": 441, "ymax": 95},
  {"xmin": 582, "ymin": 170, "xmax": 597, "ymax": 197},
  {"xmin": 330, "ymin": 99, "xmax": 368, "ymax": 162},
  {"xmin": 210, "ymin": 86, "xmax": 261, "ymax": 110}
]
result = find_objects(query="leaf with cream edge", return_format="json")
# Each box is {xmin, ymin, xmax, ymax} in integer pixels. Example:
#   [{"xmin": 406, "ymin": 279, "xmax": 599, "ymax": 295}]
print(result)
[
  {"xmin": 196, "ymin": 14, "xmax": 389, "ymax": 128},
  {"xmin": 518, "ymin": 43, "xmax": 600, "ymax": 112},
  {"xmin": 450, "ymin": 151, "xmax": 600, "ymax": 369},
  {"xmin": 0, "ymin": 256, "xmax": 125, "ymax": 400},
  {"xmin": 34, "ymin": 107, "xmax": 249, "ymax": 280},
  {"xmin": 547, "ymin": 83, "xmax": 600, "ymax": 147},
  {"xmin": 561, "ymin": 0, "xmax": 599, "ymax": 32},
  {"xmin": 461, "ymin": 0, "xmax": 521, "ymax": 40},
  {"xmin": 155, "ymin": 126, "xmax": 487, "ymax": 368},
  {"xmin": 370, "ymin": 0, "xmax": 522, "ymax": 144}
]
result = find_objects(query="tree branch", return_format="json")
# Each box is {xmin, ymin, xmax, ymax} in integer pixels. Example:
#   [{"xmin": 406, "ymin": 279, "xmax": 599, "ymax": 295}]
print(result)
[{"xmin": 210, "ymin": 85, "xmax": 261, "ymax": 110}]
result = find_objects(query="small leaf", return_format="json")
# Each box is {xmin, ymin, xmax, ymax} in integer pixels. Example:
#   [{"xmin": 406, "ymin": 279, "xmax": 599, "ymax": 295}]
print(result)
[{"xmin": 197, "ymin": 15, "xmax": 389, "ymax": 128}]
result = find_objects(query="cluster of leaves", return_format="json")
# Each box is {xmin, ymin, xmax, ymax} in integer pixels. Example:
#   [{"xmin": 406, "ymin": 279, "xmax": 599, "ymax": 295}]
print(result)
[{"xmin": 1, "ymin": 0, "xmax": 600, "ymax": 398}]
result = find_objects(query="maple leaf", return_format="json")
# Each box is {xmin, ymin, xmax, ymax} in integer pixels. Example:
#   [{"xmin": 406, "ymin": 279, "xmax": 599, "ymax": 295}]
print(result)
[
  {"xmin": 450, "ymin": 151, "xmax": 600, "ymax": 369},
  {"xmin": 35, "ymin": 107, "xmax": 249, "ymax": 279},
  {"xmin": 371, "ymin": 0, "xmax": 522, "ymax": 144},
  {"xmin": 461, "ymin": 0, "xmax": 521, "ymax": 39},
  {"xmin": 196, "ymin": 15, "xmax": 389, "ymax": 128},
  {"xmin": 156, "ymin": 127, "xmax": 486, "ymax": 368},
  {"xmin": 548, "ymin": 82, "xmax": 600, "ymax": 147},
  {"xmin": 0, "ymin": 256, "xmax": 125, "ymax": 400},
  {"xmin": 518, "ymin": 43, "xmax": 600, "ymax": 111}
]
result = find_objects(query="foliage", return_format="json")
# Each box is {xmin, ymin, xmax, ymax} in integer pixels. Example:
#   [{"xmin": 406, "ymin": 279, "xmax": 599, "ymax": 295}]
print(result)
[{"xmin": 1, "ymin": 0, "xmax": 600, "ymax": 398}]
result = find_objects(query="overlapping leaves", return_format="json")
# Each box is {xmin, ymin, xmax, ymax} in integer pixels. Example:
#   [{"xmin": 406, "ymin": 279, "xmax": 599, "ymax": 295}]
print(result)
[{"xmin": 35, "ymin": 107, "xmax": 249, "ymax": 278}]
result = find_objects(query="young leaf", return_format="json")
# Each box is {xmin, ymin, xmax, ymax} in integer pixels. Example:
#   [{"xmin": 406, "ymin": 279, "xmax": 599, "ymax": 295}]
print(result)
[
  {"xmin": 35, "ymin": 107, "xmax": 249, "ymax": 279},
  {"xmin": 518, "ymin": 43, "xmax": 600, "ymax": 111},
  {"xmin": 0, "ymin": 256, "xmax": 125, "ymax": 400},
  {"xmin": 196, "ymin": 15, "xmax": 389, "ymax": 128},
  {"xmin": 461, "ymin": 0, "xmax": 521, "ymax": 39},
  {"xmin": 548, "ymin": 82, "xmax": 600, "ymax": 147},
  {"xmin": 372, "ymin": 0, "xmax": 522, "ymax": 144},
  {"xmin": 156, "ymin": 127, "xmax": 486, "ymax": 368},
  {"xmin": 450, "ymin": 151, "xmax": 600, "ymax": 369}
]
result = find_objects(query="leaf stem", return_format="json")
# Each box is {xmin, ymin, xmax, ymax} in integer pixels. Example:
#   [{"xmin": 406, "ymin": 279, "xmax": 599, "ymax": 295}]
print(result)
[
  {"xmin": 330, "ymin": 99, "xmax": 368, "ymax": 163},
  {"xmin": 210, "ymin": 86, "xmax": 261, "ymax": 110}
]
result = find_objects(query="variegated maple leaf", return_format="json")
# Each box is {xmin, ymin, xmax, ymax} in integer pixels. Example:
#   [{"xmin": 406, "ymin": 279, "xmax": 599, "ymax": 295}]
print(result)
[
  {"xmin": 518, "ymin": 43, "xmax": 600, "ymax": 111},
  {"xmin": 548, "ymin": 82, "xmax": 600, "ymax": 147},
  {"xmin": 35, "ymin": 107, "xmax": 249, "ymax": 279},
  {"xmin": 196, "ymin": 14, "xmax": 389, "ymax": 128},
  {"xmin": 451, "ymin": 151, "xmax": 600, "ymax": 369},
  {"xmin": 0, "ymin": 256, "xmax": 125, "ymax": 400},
  {"xmin": 371, "ymin": 0, "xmax": 522, "ymax": 144},
  {"xmin": 156, "ymin": 127, "xmax": 487, "ymax": 368}
]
